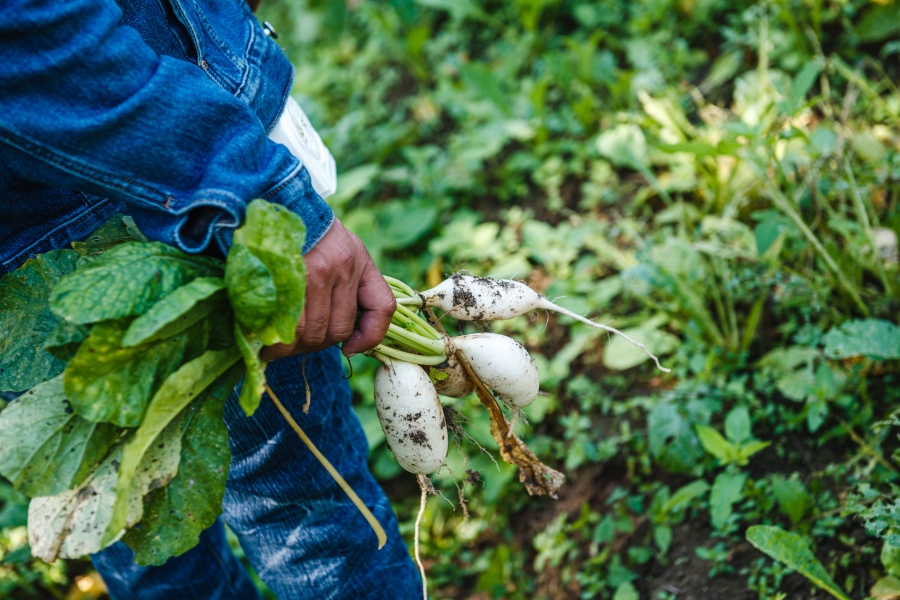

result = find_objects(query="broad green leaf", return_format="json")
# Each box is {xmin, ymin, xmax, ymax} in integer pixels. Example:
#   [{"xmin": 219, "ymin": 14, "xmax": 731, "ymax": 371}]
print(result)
[
  {"xmin": 772, "ymin": 476, "xmax": 810, "ymax": 525},
  {"xmin": 612, "ymin": 581, "xmax": 639, "ymax": 600},
  {"xmin": 64, "ymin": 320, "xmax": 196, "ymax": 427},
  {"xmin": 50, "ymin": 242, "xmax": 221, "ymax": 324},
  {"xmin": 235, "ymin": 326, "xmax": 266, "ymax": 416},
  {"xmin": 855, "ymin": 3, "xmax": 900, "ymax": 43},
  {"xmin": 724, "ymin": 407, "xmax": 752, "ymax": 444},
  {"xmin": 224, "ymin": 244, "xmax": 277, "ymax": 332},
  {"xmin": 0, "ymin": 377, "xmax": 120, "ymax": 497},
  {"xmin": 596, "ymin": 124, "xmax": 649, "ymax": 170},
  {"xmin": 739, "ymin": 440, "xmax": 771, "ymax": 463},
  {"xmin": 0, "ymin": 250, "xmax": 79, "ymax": 391},
  {"xmin": 43, "ymin": 320, "xmax": 90, "ymax": 361},
  {"xmin": 654, "ymin": 524, "xmax": 673, "ymax": 554},
  {"xmin": 822, "ymin": 319, "xmax": 900, "ymax": 360},
  {"xmin": 126, "ymin": 410, "xmax": 185, "ymax": 524},
  {"xmin": 791, "ymin": 58, "xmax": 823, "ymax": 103},
  {"xmin": 746, "ymin": 525, "xmax": 851, "ymax": 600},
  {"xmin": 696, "ymin": 425, "xmax": 732, "ymax": 463},
  {"xmin": 102, "ymin": 347, "xmax": 241, "ymax": 545},
  {"xmin": 659, "ymin": 480, "xmax": 710, "ymax": 517},
  {"xmin": 124, "ymin": 366, "xmax": 240, "ymax": 565},
  {"xmin": 758, "ymin": 346, "xmax": 821, "ymax": 371},
  {"xmin": 883, "ymin": 542, "xmax": 900, "ymax": 578},
  {"xmin": 71, "ymin": 214, "xmax": 147, "ymax": 260},
  {"xmin": 871, "ymin": 576, "xmax": 900, "ymax": 600},
  {"xmin": 28, "ymin": 446, "xmax": 122, "ymax": 562},
  {"xmin": 122, "ymin": 277, "xmax": 226, "ymax": 347},
  {"xmin": 231, "ymin": 200, "xmax": 306, "ymax": 346},
  {"xmin": 603, "ymin": 324, "xmax": 678, "ymax": 371},
  {"xmin": 31, "ymin": 412, "xmax": 186, "ymax": 562},
  {"xmin": 710, "ymin": 471, "xmax": 746, "ymax": 530},
  {"xmin": 647, "ymin": 401, "xmax": 704, "ymax": 474},
  {"xmin": 0, "ymin": 482, "xmax": 28, "ymax": 529}
]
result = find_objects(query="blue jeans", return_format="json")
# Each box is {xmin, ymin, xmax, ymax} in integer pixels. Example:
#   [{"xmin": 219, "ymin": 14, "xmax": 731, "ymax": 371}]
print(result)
[{"xmin": 91, "ymin": 347, "xmax": 422, "ymax": 599}]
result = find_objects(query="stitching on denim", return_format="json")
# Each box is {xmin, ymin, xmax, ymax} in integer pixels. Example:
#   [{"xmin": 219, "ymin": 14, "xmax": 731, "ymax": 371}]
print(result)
[
  {"xmin": 265, "ymin": 66, "xmax": 295, "ymax": 134},
  {"xmin": 188, "ymin": 0, "xmax": 244, "ymax": 92},
  {"xmin": 149, "ymin": 0, "xmax": 194, "ymax": 60},
  {"xmin": 304, "ymin": 211, "xmax": 335, "ymax": 250},
  {"xmin": 233, "ymin": 19, "xmax": 254, "ymax": 99},
  {"xmin": 1, "ymin": 198, "xmax": 112, "ymax": 270},
  {"xmin": 169, "ymin": 0, "xmax": 204, "ymax": 61},
  {"xmin": 261, "ymin": 162, "xmax": 304, "ymax": 199},
  {"xmin": 0, "ymin": 128, "xmax": 166, "ymax": 208}
]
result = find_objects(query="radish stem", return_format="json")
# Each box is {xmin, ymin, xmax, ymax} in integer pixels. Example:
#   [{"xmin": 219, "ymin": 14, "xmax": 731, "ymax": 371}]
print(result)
[
  {"xmin": 264, "ymin": 383, "xmax": 388, "ymax": 549},
  {"xmin": 394, "ymin": 303, "xmax": 442, "ymax": 340},
  {"xmin": 385, "ymin": 323, "xmax": 445, "ymax": 355},
  {"xmin": 371, "ymin": 344, "xmax": 447, "ymax": 365},
  {"xmin": 384, "ymin": 275, "xmax": 417, "ymax": 298}
]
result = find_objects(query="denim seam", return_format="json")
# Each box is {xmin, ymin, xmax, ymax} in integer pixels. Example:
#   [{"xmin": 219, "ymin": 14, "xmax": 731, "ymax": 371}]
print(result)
[
  {"xmin": 233, "ymin": 19, "xmax": 254, "ymax": 99},
  {"xmin": 0, "ymin": 128, "xmax": 167, "ymax": 208},
  {"xmin": 264, "ymin": 64, "xmax": 294, "ymax": 135},
  {"xmin": 189, "ymin": 0, "xmax": 243, "ymax": 90},
  {"xmin": 168, "ymin": 0, "xmax": 204, "ymax": 64},
  {"xmin": 261, "ymin": 162, "xmax": 304, "ymax": 199},
  {"xmin": 149, "ymin": 0, "xmax": 193, "ymax": 60},
  {"xmin": 1, "ymin": 197, "xmax": 111, "ymax": 270}
]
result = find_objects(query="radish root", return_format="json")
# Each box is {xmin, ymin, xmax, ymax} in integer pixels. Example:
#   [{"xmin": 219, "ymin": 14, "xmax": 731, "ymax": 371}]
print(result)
[
  {"xmin": 538, "ymin": 299, "xmax": 671, "ymax": 373},
  {"xmin": 414, "ymin": 473, "xmax": 434, "ymax": 600},
  {"xmin": 300, "ymin": 353, "xmax": 312, "ymax": 414}
]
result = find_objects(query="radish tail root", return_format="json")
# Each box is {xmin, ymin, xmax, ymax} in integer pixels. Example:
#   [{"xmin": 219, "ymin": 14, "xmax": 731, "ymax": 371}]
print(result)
[
  {"xmin": 300, "ymin": 353, "xmax": 312, "ymax": 414},
  {"xmin": 415, "ymin": 474, "xmax": 433, "ymax": 600},
  {"xmin": 265, "ymin": 383, "xmax": 388, "ymax": 549},
  {"xmin": 538, "ymin": 298, "xmax": 672, "ymax": 373},
  {"xmin": 506, "ymin": 408, "xmax": 519, "ymax": 439}
]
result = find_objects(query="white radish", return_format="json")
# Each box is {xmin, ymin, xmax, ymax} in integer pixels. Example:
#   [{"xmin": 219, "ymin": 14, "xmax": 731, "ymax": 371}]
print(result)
[
  {"xmin": 448, "ymin": 333, "xmax": 539, "ymax": 408},
  {"xmin": 426, "ymin": 354, "xmax": 475, "ymax": 398},
  {"xmin": 374, "ymin": 358, "xmax": 448, "ymax": 475},
  {"xmin": 411, "ymin": 273, "xmax": 670, "ymax": 373}
]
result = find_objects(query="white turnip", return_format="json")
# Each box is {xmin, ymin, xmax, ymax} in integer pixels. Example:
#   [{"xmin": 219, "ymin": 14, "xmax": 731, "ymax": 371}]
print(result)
[
  {"xmin": 406, "ymin": 273, "xmax": 671, "ymax": 373},
  {"xmin": 447, "ymin": 333, "xmax": 539, "ymax": 408},
  {"xmin": 374, "ymin": 358, "xmax": 448, "ymax": 475},
  {"xmin": 427, "ymin": 354, "xmax": 475, "ymax": 398}
]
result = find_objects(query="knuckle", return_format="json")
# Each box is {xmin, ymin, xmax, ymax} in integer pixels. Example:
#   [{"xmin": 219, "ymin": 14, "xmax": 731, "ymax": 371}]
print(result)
[{"xmin": 330, "ymin": 323, "xmax": 355, "ymax": 342}]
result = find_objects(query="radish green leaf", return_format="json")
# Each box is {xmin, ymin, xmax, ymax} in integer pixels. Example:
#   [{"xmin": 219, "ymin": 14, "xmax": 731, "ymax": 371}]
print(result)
[{"xmin": 0, "ymin": 250, "xmax": 79, "ymax": 391}]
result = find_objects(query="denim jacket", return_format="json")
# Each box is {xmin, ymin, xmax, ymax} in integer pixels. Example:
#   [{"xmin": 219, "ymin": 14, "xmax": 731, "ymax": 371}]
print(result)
[{"xmin": 0, "ymin": 0, "xmax": 335, "ymax": 274}]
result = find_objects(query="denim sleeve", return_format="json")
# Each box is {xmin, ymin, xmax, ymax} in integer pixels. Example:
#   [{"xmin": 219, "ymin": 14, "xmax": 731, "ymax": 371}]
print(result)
[{"xmin": 0, "ymin": 0, "xmax": 334, "ymax": 254}]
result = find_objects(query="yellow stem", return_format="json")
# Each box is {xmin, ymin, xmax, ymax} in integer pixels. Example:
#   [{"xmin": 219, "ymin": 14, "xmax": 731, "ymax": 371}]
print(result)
[{"xmin": 264, "ymin": 383, "xmax": 387, "ymax": 549}]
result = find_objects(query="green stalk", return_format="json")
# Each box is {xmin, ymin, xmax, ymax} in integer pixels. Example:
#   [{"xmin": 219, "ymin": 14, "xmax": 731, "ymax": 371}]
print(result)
[
  {"xmin": 397, "ymin": 296, "xmax": 424, "ymax": 306},
  {"xmin": 371, "ymin": 344, "xmax": 447, "ymax": 365},
  {"xmin": 394, "ymin": 303, "xmax": 441, "ymax": 340},
  {"xmin": 383, "ymin": 323, "xmax": 446, "ymax": 356},
  {"xmin": 844, "ymin": 160, "xmax": 893, "ymax": 295},
  {"xmin": 383, "ymin": 275, "xmax": 417, "ymax": 298},
  {"xmin": 744, "ymin": 152, "xmax": 870, "ymax": 316}
]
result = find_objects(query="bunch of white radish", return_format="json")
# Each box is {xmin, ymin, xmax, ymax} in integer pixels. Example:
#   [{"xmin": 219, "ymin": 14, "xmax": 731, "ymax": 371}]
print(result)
[{"xmin": 368, "ymin": 272, "xmax": 669, "ymax": 476}]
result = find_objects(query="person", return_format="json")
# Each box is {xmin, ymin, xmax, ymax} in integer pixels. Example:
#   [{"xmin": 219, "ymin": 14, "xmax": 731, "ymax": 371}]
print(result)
[{"xmin": 0, "ymin": 0, "xmax": 423, "ymax": 597}]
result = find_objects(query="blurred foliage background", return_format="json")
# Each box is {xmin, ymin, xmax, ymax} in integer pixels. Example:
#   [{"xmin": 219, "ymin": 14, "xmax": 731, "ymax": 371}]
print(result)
[{"xmin": 3, "ymin": 0, "xmax": 900, "ymax": 598}]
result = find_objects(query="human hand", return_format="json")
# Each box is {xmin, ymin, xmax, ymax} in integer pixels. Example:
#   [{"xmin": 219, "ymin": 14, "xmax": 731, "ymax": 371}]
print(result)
[{"xmin": 261, "ymin": 218, "xmax": 395, "ymax": 360}]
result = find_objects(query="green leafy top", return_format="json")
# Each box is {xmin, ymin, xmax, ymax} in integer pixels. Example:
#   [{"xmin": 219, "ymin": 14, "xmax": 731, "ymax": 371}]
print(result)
[{"xmin": 0, "ymin": 199, "xmax": 307, "ymax": 564}]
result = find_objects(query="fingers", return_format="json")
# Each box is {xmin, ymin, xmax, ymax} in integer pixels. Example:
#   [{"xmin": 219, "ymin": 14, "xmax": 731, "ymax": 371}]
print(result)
[
  {"xmin": 261, "ymin": 218, "xmax": 392, "ymax": 360},
  {"xmin": 341, "ymin": 260, "xmax": 395, "ymax": 357}
]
